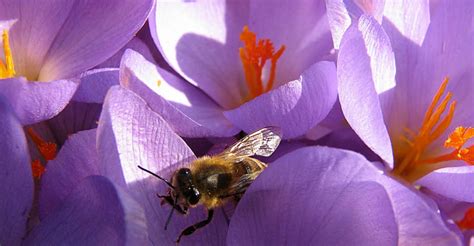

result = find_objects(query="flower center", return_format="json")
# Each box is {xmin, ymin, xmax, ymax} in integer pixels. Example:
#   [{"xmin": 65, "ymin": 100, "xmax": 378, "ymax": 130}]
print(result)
[
  {"xmin": 26, "ymin": 127, "xmax": 57, "ymax": 179},
  {"xmin": 0, "ymin": 29, "xmax": 16, "ymax": 79},
  {"xmin": 392, "ymin": 78, "xmax": 473, "ymax": 182},
  {"xmin": 239, "ymin": 26, "xmax": 285, "ymax": 101}
]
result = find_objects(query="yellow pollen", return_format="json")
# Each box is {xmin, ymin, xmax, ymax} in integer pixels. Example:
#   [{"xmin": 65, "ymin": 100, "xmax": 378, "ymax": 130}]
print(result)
[
  {"xmin": 392, "ymin": 78, "xmax": 473, "ymax": 182},
  {"xmin": 0, "ymin": 30, "xmax": 16, "ymax": 78},
  {"xmin": 239, "ymin": 26, "xmax": 285, "ymax": 100}
]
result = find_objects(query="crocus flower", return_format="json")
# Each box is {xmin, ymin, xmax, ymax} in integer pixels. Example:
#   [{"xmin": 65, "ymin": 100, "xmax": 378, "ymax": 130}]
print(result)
[
  {"xmin": 328, "ymin": 0, "xmax": 474, "ymax": 233},
  {"xmin": 0, "ymin": 0, "xmax": 155, "ymax": 186},
  {"xmin": 0, "ymin": 0, "xmax": 154, "ymax": 125},
  {"xmin": 40, "ymin": 85, "xmax": 462, "ymax": 244},
  {"xmin": 125, "ymin": 1, "xmax": 338, "ymax": 138},
  {"xmin": 0, "ymin": 97, "xmax": 149, "ymax": 245}
]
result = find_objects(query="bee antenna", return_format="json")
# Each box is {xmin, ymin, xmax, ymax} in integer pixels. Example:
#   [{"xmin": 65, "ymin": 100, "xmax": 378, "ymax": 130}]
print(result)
[
  {"xmin": 164, "ymin": 195, "xmax": 178, "ymax": 230},
  {"xmin": 137, "ymin": 165, "xmax": 175, "ymax": 189}
]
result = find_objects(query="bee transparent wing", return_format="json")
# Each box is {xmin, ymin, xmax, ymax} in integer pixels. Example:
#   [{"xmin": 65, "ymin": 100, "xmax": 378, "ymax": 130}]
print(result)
[
  {"xmin": 229, "ymin": 170, "xmax": 263, "ymax": 196},
  {"xmin": 220, "ymin": 166, "xmax": 265, "ymax": 199},
  {"xmin": 218, "ymin": 127, "xmax": 282, "ymax": 161}
]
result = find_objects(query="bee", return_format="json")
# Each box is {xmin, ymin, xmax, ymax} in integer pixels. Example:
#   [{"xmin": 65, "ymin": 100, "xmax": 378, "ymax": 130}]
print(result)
[{"xmin": 138, "ymin": 126, "xmax": 282, "ymax": 243}]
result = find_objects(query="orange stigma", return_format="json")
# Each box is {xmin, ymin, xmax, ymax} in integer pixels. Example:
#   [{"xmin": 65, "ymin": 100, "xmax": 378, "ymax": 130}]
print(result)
[
  {"xmin": 27, "ymin": 127, "xmax": 57, "ymax": 161},
  {"xmin": 0, "ymin": 29, "xmax": 16, "ymax": 78},
  {"xmin": 26, "ymin": 127, "xmax": 57, "ymax": 180},
  {"xmin": 239, "ymin": 26, "xmax": 285, "ymax": 100},
  {"xmin": 456, "ymin": 207, "xmax": 474, "ymax": 230},
  {"xmin": 392, "ymin": 78, "xmax": 473, "ymax": 182},
  {"xmin": 31, "ymin": 159, "xmax": 46, "ymax": 179}
]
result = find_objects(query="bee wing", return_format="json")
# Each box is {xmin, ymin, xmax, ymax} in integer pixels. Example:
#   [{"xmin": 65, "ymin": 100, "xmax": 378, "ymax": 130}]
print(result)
[
  {"xmin": 218, "ymin": 127, "xmax": 282, "ymax": 162},
  {"xmin": 228, "ymin": 170, "xmax": 263, "ymax": 196},
  {"xmin": 219, "ymin": 159, "xmax": 266, "ymax": 199}
]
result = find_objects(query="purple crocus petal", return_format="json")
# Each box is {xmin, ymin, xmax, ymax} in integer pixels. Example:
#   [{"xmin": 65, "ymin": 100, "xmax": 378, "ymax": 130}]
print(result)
[
  {"xmin": 73, "ymin": 68, "xmax": 119, "ymax": 103},
  {"xmin": 248, "ymin": 1, "xmax": 333, "ymax": 86},
  {"xmin": 98, "ymin": 85, "xmax": 195, "ymax": 187},
  {"xmin": 151, "ymin": 1, "xmax": 248, "ymax": 108},
  {"xmin": 228, "ymin": 147, "xmax": 461, "ymax": 244},
  {"xmin": 417, "ymin": 166, "xmax": 474, "ymax": 203},
  {"xmin": 0, "ymin": 97, "xmax": 33, "ymax": 245},
  {"xmin": 412, "ymin": 0, "xmax": 472, "ymax": 128},
  {"xmin": 25, "ymin": 175, "xmax": 148, "ymax": 245},
  {"xmin": 0, "ymin": 77, "xmax": 77, "ymax": 125},
  {"xmin": 326, "ymin": 0, "xmax": 351, "ymax": 49},
  {"xmin": 224, "ymin": 61, "xmax": 337, "ymax": 139},
  {"xmin": 337, "ymin": 15, "xmax": 395, "ymax": 165},
  {"xmin": 46, "ymin": 102, "xmax": 101, "ymax": 145},
  {"xmin": 326, "ymin": 0, "xmax": 385, "ymax": 48},
  {"xmin": 316, "ymin": 127, "xmax": 381, "ymax": 162},
  {"xmin": 39, "ymin": 129, "xmax": 99, "ymax": 219},
  {"xmin": 1, "ymin": 0, "xmax": 153, "ymax": 81},
  {"xmin": 120, "ymin": 49, "xmax": 239, "ymax": 137},
  {"xmin": 386, "ymin": 0, "xmax": 472, "ymax": 145},
  {"xmin": 46, "ymin": 69, "xmax": 118, "ymax": 144},
  {"xmin": 421, "ymin": 188, "xmax": 473, "ymax": 221},
  {"xmin": 305, "ymin": 125, "xmax": 333, "ymax": 141},
  {"xmin": 98, "ymin": 86, "xmax": 228, "ymax": 245},
  {"xmin": 136, "ymin": 22, "xmax": 173, "ymax": 71},
  {"xmin": 258, "ymin": 140, "xmax": 308, "ymax": 164},
  {"xmin": 383, "ymin": 0, "xmax": 430, "ymax": 47},
  {"xmin": 96, "ymin": 37, "xmax": 156, "ymax": 69}
]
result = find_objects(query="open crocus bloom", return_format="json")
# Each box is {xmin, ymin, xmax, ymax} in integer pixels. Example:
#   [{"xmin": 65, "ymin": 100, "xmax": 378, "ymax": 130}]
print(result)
[
  {"xmin": 0, "ymin": 0, "xmax": 153, "ymax": 125},
  {"xmin": 329, "ymin": 0, "xmax": 474, "ymax": 231},
  {"xmin": 139, "ymin": 1, "xmax": 338, "ymax": 138}
]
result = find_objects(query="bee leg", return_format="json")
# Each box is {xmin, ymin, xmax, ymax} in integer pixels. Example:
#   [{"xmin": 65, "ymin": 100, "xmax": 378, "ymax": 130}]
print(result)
[
  {"xmin": 176, "ymin": 209, "xmax": 214, "ymax": 243},
  {"xmin": 156, "ymin": 194, "xmax": 187, "ymax": 215}
]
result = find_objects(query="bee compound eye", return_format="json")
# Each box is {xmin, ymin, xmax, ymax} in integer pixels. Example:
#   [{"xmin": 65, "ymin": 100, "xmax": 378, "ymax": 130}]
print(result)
[
  {"xmin": 187, "ymin": 189, "xmax": 201, "ymax": 205},
  {"xmin": 178, "ymin": 168, "xmax": 191, "ymax": 176}
]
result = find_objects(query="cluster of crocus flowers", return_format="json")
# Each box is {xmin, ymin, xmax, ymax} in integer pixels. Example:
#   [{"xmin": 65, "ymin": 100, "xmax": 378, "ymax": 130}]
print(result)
[{"xmin": 1, "ymin": 0, "xmax": 473, "ymax": 245}]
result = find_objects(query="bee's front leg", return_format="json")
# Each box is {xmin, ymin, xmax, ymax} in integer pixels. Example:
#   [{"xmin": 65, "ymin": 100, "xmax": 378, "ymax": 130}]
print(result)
[
  {"xmin": 176, "ymin": 209, "xmax": 214, "ymax": 244},
  {"xmin": 157, "ymin": 194, "xmax": 187, "ymax": 214}
]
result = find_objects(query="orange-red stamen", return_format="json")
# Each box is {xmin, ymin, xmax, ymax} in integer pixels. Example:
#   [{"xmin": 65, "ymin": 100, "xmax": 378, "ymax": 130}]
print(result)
[
  {"xmin": 393, "ymin": 78, "xmax": 473, "ymax": 181},
  {"xmin": 26, "ymin": 127, "xmax": 57, "ymax": 161},
  {"xmin": 31, "ymin": 159, "xmax": 46, "ymax": 179},
  {"xmin": 457, "ymin": 207, "xmax": 474, "ymax": 230},
  {"xmin": 445, "ymin": 126, "xmax": 474, "ymax": 149},
  {"xmin": 239, "ymin": 26, "xmax": 285, "ymax": 100},
  {"xmin": 418, "ymin": 127, "xmax": 474, "ymax": 165},
  {"xmin": 393, "ymin": 78, "xmax": 456, "ymax": 176}
]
